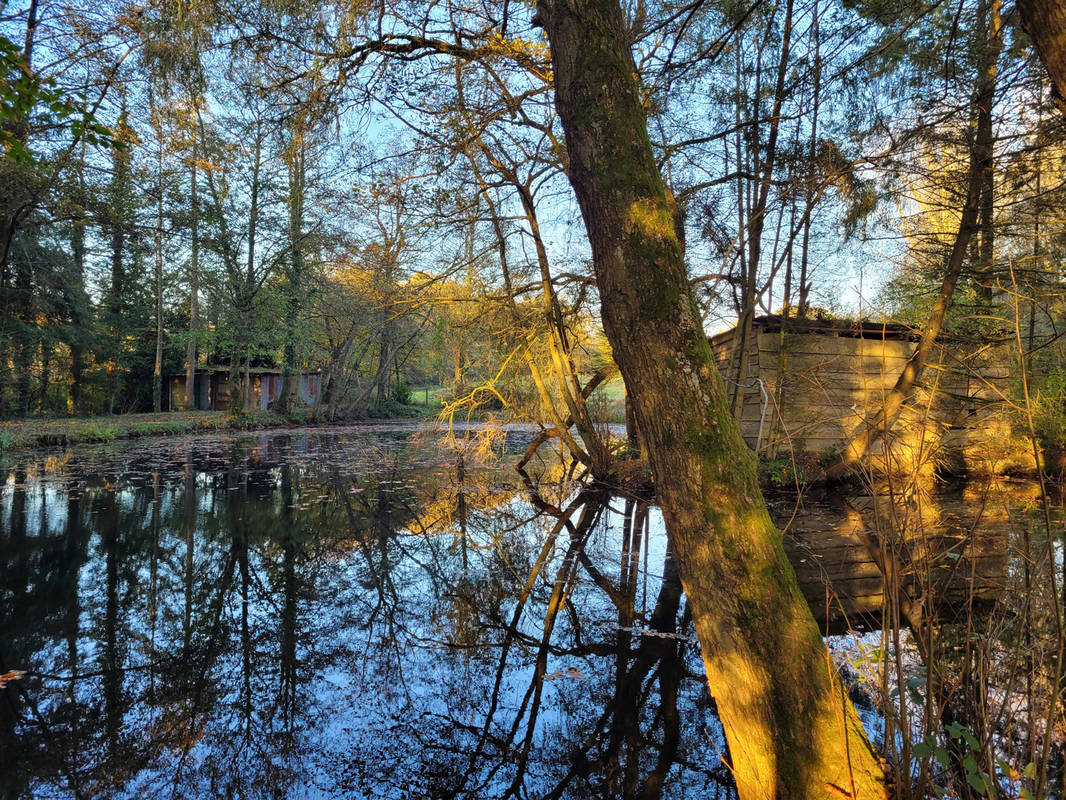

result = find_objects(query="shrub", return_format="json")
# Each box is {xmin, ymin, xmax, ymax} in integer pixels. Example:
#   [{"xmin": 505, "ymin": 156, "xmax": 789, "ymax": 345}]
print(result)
[
  {"xmin": 80, "ymin": 423, "xmax": 117, "ymax": 442},
  {"xmin": 392, "ymin": 380, "xmax": 413, "ymax": 406},
  {"xmin": 758, "ymin": 452, "xmax": 803, "ymax": 488},
  {"xmin": 1031, "ymin": 366, "xmax": 1066, "ymax": 448}
]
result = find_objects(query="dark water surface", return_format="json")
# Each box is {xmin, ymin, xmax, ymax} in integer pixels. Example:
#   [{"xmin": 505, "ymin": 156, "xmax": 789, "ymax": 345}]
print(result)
[
  {"xmin": 1, "ymin": 425, "xmax": 734, "ymax": 799},
  {"xmin": 3, "ymin": 424, "xmax": 1061, "ymax": 799}
]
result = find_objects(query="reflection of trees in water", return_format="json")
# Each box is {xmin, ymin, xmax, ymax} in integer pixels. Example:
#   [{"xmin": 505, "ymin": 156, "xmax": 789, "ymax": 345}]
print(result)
[
  {"xmin": 347, "ymin": 481, "xmax": 731, "ymax": 799},
  {"xmin": 2, "ymin": 469, "xmax": 96, "ymax": 797},
  {"xmin": 0, "ymin": 431, "xmax": 730, "ymax": 798},
  {"xmin": 794, "ymin": 477, "xmax": 1066, "ymax": 798},
  {"xmin": 8, "ymin": 431, "xmax": 1065, "ymax": 798},
  {"xmin": 0, "ymin": 441, "xmax": 321, "ymax": 797}
]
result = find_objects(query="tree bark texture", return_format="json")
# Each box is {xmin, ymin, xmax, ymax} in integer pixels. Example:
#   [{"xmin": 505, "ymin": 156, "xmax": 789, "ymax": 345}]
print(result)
[
  {"xmin": 537, "ymin": 1, "xmax": 886, "ymax": 797},
  {"xmin": 1018, "ymin": 0, "xmax": 1066, "ymax": 115},
  {"xmin": 185, "ymin": 128, "xmax": 200, "ymax": 410}
]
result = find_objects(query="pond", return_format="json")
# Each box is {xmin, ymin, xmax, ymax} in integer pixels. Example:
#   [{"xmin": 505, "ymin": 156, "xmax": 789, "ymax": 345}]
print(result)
[{"xmin": 0, "ymin": 424, "xmax": 1061, "ymax": 798}]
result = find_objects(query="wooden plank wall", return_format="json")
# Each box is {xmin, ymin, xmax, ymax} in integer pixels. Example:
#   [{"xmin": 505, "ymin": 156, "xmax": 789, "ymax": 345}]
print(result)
[{"xmin": 712, "ymin": 323, "xmax": 1014, "ymax": 466}]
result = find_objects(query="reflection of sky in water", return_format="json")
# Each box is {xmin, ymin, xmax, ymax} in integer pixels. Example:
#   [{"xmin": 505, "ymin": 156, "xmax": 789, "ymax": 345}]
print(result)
[
  {"xmin": 0, "ymin": 427, "xmax": 728, "ymax": 799},
  {"xmin": 5, "ymin": 427, "xmax": 1059, "ymax": 799}
]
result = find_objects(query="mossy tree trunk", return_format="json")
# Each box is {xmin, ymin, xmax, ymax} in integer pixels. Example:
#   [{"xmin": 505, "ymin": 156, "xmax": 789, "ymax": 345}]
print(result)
[
  {"xmin": 536, "ymin": 1, "xmax": 886, "ymax": 796},
  {"xmin": 1018, "ymin": 0, "xmax": 1066, "ymax": 115}
]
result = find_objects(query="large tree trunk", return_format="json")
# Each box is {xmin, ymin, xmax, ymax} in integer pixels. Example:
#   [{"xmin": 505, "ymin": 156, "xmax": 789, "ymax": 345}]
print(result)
[
  {"xmin": 536, "ymin": 1, "xmax": 886, "ymax": 797},
  {"xmin": 1018, "ymin": 0, "xmax": 1066, "ymax": 115}
]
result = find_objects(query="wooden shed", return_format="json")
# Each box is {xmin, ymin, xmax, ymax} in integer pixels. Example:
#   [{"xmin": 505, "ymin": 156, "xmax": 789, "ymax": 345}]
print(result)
[
  {"xmin": 168, "ymin": 367, "xmax": 321, "ymax": 412},
  {"xmin": 710, "ymin": 315, "xmax": 1016, "ymax": 471}
]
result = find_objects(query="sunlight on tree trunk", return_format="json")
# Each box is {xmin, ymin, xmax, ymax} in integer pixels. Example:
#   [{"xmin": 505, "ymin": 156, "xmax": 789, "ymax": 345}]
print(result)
[
  {"xmin": 536, "ymin": 0, "xmax": 887, "ymax": 795},
  {"xmin": 1018, "ymin": 0, "xmax": 1066, "ymax": 115}
]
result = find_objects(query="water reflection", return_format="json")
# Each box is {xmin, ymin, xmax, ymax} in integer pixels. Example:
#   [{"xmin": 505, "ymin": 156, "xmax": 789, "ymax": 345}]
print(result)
[
  {"xmin": 0, "ymin": 429, "xmax": 728, "ymax": 799},
  {"xmin": 6, "ymin": 428, "xmax": 1062, "ymax": 798}
]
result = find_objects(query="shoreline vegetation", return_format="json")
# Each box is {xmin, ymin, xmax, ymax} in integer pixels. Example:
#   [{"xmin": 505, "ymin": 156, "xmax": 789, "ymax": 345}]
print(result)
[
  {"xmin": 0, "ymin": 378, "xmax": 632, "ymax": 454},
  {"xmin": 0, "ymin": 409, "xmax": 320, "ymax": 451},
  {"xmin": 0, "ymin": 404, "xmax": 1055, "ymax": 492},
  {"xmin": 0, "ymin": 404, "xmax": 450, "ymax": 452}
]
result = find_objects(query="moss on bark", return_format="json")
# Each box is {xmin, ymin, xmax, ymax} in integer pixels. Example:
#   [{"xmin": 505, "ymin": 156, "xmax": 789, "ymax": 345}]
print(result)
[{"xmin": 537, "ymin": 0, "xmax": 888, "ymax": 796}]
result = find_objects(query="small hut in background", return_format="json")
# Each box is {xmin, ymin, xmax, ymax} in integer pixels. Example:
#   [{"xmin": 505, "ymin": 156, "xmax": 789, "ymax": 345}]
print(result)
[
  {"xmin": 168, "ymin": 367, "xmax": 321, "ymax": 412},
  {"xmin": 710, "ymin": 315, "xmax": 1019, "ymax": 473}
]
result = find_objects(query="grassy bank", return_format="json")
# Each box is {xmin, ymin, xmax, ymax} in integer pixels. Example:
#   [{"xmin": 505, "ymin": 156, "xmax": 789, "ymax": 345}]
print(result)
[
  {"xmin": 0, "ymin": 380, "xmax": 620, "ymax": 455},
  {"xmin": 0, "ymin": 392, "xmax": 455, "ymax": 453},
  {"xmin": 0, "ymin": 410, "xmax": 312, "ymax": 452}
]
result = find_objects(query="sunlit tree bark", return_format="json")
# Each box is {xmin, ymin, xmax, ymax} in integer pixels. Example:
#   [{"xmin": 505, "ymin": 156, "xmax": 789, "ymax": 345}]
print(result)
[
  {"xmin": 1018, "ymin": 0, "xmax": 1066, "ymax": 115},
  {"xmin": 536, "ymin": 0, "xmax": 886, "ymax": 796}
]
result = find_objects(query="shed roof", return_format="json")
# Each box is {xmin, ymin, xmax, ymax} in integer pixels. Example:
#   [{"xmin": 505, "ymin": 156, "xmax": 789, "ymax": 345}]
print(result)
[{"xmin": 709, "ymin": 314, "xmax": 921, "ymax": 349}]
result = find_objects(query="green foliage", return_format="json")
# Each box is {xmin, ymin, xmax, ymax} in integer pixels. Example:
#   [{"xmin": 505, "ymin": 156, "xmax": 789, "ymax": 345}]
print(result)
[
  {"xmin": 370, "ymin": 396, "xmax": 421, "ymax": 419},
  {"xmin": 0, "ymin": 35, "xmax": 116, "ymax": 163},
  {"xmin": 226, "ymin": 409, "xmax": 258, "ymax": 428},
  {"xmin": 941, "ymin": 722, "xmax": 992, "ymax": 796},
  {"xmin": 1031, "ymin": 366, "xmax": 1066, "ymax": 448},
  {"xmin": 76, "ymin": 422, "xmax": 117, "ymax": 442},
  {"xmin": 283, "ymin": 407, "xmax": 312, "ymax": 424},
  {"xmin": 910, "ymin": 734, "xmax": 949, "ymax": 768},
  {"xmin": 128, "ymin": 420, "xmax": 190, "ymax": 436},
  {"xmin": 909, "ymin": 721, "xmax": 1041, "ymax": 798},
  {"xmin": 391, "ymin": 380, "xmax": 412, "ymax": 406},
  {"xmin": 758, "ymin": 452, "xmax": 803, "ymax": 487},
  {"xmin": 817, "ymin": 443, "xmax": 845, "ymax": 470}
]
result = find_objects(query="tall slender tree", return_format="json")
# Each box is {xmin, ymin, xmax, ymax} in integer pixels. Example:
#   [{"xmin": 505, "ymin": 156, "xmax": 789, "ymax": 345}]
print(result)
[{"xmin": 826, "ymin": 0, "xmax": 1004, "ymax": 478}]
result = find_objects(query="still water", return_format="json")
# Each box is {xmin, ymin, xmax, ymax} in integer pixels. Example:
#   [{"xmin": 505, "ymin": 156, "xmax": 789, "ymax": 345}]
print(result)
[
  {"xmin": 1, "ymin": 425, "xmax": 733, "ymax": 799},
  {"xmin": 0, "ymin": 425, "xmax": 1058, "ymax": 799}
]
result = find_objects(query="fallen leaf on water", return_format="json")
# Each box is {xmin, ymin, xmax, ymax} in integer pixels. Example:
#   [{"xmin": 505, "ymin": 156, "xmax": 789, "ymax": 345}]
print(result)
[
  {"xmin": 543, "ymin": 667, "xmax": 585, "ymax": 682},
  {"xmin": 0, "ymin": 670, "xmax": 26, "ymax": 688}
]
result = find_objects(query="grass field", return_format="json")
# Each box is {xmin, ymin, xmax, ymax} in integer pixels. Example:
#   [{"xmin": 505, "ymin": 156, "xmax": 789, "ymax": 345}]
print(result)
[{"xmin": 588, "ymin": 376, "xmax": 627, "ymax": 423}]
